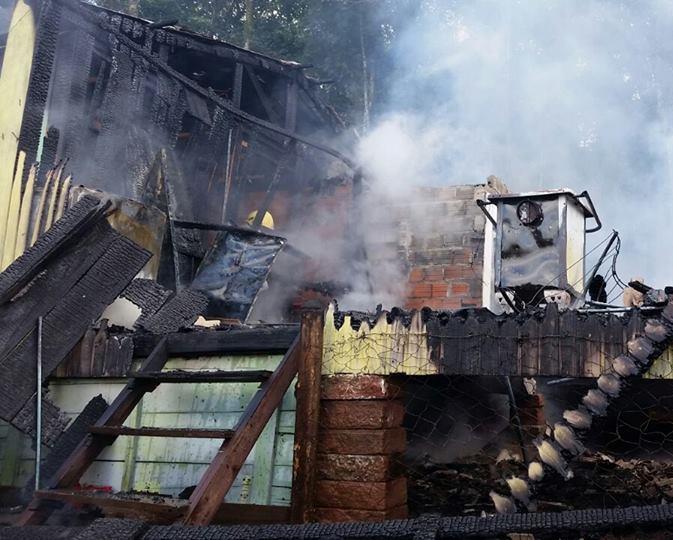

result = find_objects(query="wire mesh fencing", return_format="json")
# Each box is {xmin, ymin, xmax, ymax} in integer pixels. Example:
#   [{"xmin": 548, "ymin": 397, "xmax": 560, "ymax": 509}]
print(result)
[{"xmin": 318, "ymin": 299, "xmax": 673, "ymax": 518}]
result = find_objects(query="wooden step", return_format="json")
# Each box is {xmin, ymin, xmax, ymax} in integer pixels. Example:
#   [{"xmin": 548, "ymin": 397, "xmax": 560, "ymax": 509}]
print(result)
[
  {"xmin": 130, "ymin": 369, "xmax": 272, "ymax": 383},
  {"xmin": 89, "ymin": 426, "xmax": 235, "ymax": 439}
]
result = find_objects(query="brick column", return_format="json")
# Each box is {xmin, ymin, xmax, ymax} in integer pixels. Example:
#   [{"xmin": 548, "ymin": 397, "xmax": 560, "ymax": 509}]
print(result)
[{"xmin": 315, "ymin": 375, "xmax": 408, "ymax": 522}]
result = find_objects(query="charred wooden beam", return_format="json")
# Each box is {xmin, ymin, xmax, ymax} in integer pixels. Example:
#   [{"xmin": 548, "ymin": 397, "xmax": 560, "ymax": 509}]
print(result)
[
  {"xmin": 121, "ymin": 278, "xmax": 173, "ymax": 327},
  {"xmin": 132, "ymin": 325, "xmax": 299, "ymax": 358},
  {"xmin": 38, "ymin": 395, "xmax": 108, "ymax": 482}
]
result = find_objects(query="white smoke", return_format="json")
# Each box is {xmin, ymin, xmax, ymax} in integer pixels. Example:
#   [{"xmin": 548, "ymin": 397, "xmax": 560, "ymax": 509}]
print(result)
[{"xmin": 358, "ymin": 0, "xmax": 673, "ymax": 290}]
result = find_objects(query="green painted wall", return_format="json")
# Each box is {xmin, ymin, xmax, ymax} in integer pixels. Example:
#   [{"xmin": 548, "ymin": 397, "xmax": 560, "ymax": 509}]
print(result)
[{"xmin": 0, "ymin": 353, "xmax": 296, "ymax": 506}]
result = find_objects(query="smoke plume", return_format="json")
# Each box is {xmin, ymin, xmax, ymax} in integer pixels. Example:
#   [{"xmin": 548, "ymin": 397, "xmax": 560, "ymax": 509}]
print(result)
[{"xmin": 358, "ymin": 0, "xmax": 673, "ymax": 291}]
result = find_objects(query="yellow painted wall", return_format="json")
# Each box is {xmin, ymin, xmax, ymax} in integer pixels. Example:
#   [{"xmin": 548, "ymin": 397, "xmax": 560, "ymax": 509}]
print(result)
[{"xmin": 0, "ymin": 0, "xmax": 36, "ymax": 253}]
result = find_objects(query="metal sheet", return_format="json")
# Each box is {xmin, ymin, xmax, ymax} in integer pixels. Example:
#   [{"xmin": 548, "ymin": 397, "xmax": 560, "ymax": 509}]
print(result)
[
  {"xmin": 191, "ymin": 228, "xmax": 285, "ymax": 320},
  {"xmin": 497, "ymin": 199, "xmax": 562, "ymax": 289}
]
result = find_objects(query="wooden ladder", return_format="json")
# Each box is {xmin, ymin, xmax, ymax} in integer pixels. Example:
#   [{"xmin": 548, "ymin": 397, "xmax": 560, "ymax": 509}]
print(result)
[{"xmin": 18, "ymin": 334, "xmax": 300, "ymax": 526}]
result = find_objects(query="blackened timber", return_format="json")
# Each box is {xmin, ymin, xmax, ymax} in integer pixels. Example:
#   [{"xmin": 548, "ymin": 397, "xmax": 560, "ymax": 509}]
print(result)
[
  {"xmin": 39, "ymin": 395, "xmax": 108, "ymax": 481},
  {"xmin": 131, "ymin": 370, "xmax": 272, "ymax": 383},
  {"xmin": 56, "ymin": 330, "xmax": 134, "ymax": 378},
  {"xmin": 183, "ymin": 336, "xmax": 300, "ymax": 525},
  {"xmin": 244, "ymin": 65, "xmax": 283, "ymax": 125},
  {"xmin": 11, "ymin": 396, "xmax": 67, "ymax": 447},
  {"xmin": 0, "ymin": 195, "xmax": 108, "ymax": 304},
  {"xmin": 0, "ymin": 221, "xmax": 116, "ymax": 359},
  {"xmin": 89, "ymin": 426, "xmax": 235, "ymax": 439},
  {"xmin": 31, "ymin": 490, "xmax": 290, "ymax": 525},
  {"xmin": 0, "ymin": 233, "xmax": 150, "ymax": 422},
  {"xmin": 132, "ymin": 325, "xmax": 299, "ymax": 357},
  {"xmin": 121, "ymin": 278, "xmax": 172, "ymax": 327},
  {"xmin": 75, "ymin": 7, "xmax": 356, "ymax": 168},
  {"xmin": 139, "ymin": 289, "xmax": 209, "ymax": 334},
  {"xmin": 16, "ymin": 0, "xmax": 63, "ymax": 172},
  {"xmin": 285, "ymin": 80, "xmax": 298, "ymax": 132}
]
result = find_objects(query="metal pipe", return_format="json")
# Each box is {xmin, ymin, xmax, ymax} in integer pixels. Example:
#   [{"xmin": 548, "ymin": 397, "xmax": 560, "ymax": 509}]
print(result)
[
  {"xmin": 35, "ymin": 316, "xmax": 43, "ymax": 491},
  {"xmin": 476, "ymin": 199, "xmax": 497, "ymax": 227},
  {"xmin": 577, "ymin": 190, "xmax": 602, "ymax": 233}
]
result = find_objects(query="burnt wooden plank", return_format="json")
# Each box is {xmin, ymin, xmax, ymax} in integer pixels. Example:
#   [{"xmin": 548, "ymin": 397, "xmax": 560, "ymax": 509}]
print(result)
[
  {"xmin": 33, "ymin": 489, "xmax": 186, "ymax": 524},
  {"xmin": 183, "ymin": 336, "xmax": 300, "ymax": 525},
  {"xmin": 0, "ymin": 195, "xmax": 107, "ymax": 304},
  {"xmin": 32, "ymin": 489, "xmax": 290, "ymax": 525},
  {"xmin": 582, "ymin": 314, "xmax": 605, "ymax": 377},
  {"xmin": 244, "ymin": 65, "xmax": 282, "ymax": 125},
  {"xmin": 437, "ymin": 316, "xmax": 462, "ymax": 375},
  {"xmin": 130, "ymin": 370, "xmax": 272, "ymax": 383},
  {"xmin": 463, "ymin": 313, "xmax": 480, "ymax": 375},
  {"xmin": 0, "ymin": 222, "xmax": 117, "ymax": 359},
  {"xmin": 480, "ymin": 317, "xmax": 498, "ymax": 375},
  {"xmin": 559, "ymin": 308, "xmax": 579, "ymax": 377},
  {"xmin": 121, "ymin": 278, "xmax": 172, "ymax": 326},
  {"xmin": 291, "ymin": 309, "xmax": 324, "ymax": 523},
  {"xmin": 519, "ymin": 314, "xmax": 540, "ymax": 377},
  {"xmin": 139, "ymin": 289, "xmax": 209, "ymax": 334},
  {"xmin": 39, "ymin": 395, "xmax": 108, "ymax": 482},
  {"xmin": 11, "ymin": 397, "xmax": 67, "ymax": 447},
  {"xmin": 0, "ymin": 235, "xmax": 151, "ymax": 423},
  {"xmin": 499, "ymin": 317, "xmax": 519, "ymax": 376},
  {"xmin": 89, "ymin": 426, "xmax": 235, "ymax": 439},
  {"xmin": 539, "ymin": 303, "xmax": 560, "ymax": 375},
  {"xmin": 132, "ymin": 325, "xmax": 299, "ymax": 357},
  {"xmin": 56, "ymin": 330, "xmax": 134, "ymax": 378}
]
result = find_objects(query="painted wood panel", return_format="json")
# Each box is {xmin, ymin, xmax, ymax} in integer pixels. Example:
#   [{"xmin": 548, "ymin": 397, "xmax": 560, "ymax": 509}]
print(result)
[
  {"xmin": 0, "ymin": 0, "xmax": 36, "ymax": 255},
  {"xmin": 42, "ymin": 354, "xmax": 296, "ymax": 506}
]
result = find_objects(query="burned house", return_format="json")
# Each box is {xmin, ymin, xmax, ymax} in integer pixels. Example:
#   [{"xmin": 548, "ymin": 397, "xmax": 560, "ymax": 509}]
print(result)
[{"xmin": 2, "ymin": 1, "xmax": 673, "ymax": 539}]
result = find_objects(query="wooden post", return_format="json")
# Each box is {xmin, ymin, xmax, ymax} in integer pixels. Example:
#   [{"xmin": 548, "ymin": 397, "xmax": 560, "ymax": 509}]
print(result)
[{"xmin": 290, "ymin": 307, "xmax": 324, "ymax": 523}]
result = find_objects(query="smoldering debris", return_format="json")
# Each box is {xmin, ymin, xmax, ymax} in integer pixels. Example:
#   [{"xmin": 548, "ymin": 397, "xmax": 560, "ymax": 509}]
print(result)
[{"xmin": 407, "ymin": 454, "xmax": 673, "ymax": 518}]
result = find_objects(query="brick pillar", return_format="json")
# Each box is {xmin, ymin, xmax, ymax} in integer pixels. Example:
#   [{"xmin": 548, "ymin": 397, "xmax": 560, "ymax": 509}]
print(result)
[{"xmin": 315, "ymin": 375, "xmax": 408, "ymax": 522}]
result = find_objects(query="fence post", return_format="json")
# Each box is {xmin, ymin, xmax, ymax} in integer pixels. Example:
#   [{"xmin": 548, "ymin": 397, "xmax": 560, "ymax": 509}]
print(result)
[{"xmin": 291, "ymin": 307, "xmax": 324, "ymax": 522}]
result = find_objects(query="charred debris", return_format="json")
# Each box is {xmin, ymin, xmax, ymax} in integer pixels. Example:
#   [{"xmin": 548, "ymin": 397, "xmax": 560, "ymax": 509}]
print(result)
[{"xmin": 2, "ymin": 1, "xmax": 673, "ymax": 539}]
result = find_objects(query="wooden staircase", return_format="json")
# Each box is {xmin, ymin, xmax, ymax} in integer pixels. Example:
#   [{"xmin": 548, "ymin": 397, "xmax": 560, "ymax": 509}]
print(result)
[{"xmin": 18, "ymin": 334, "xmax": 300, "ymax": 526}]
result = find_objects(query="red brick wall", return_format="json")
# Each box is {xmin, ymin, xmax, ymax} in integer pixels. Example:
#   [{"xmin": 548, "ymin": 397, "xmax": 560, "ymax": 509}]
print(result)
[
  {"xmin": 316, "ymin": 375, "xmax": 408, "ymax": 522},
  {"xmin": 399, "ymin": 177, "xmax": 507, "ymax": 311}
]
